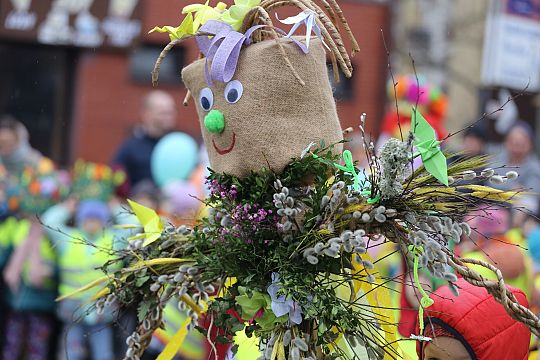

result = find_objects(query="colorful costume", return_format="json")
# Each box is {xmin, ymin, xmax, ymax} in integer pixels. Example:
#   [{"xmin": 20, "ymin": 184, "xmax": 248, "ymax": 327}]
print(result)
[{"xmin": 64, "ymin": 2, "xmax": 540, "ymax": 360}]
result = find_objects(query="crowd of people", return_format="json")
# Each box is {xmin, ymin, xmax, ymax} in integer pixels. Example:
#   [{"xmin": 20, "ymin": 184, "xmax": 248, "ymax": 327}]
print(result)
[
  {"xmin": 0, "ymin": 90, "xmax": 209, "ymax": 360},
  {"xmin": 1, "ymin": 87, "xmax": 540, "ymax": 360}
]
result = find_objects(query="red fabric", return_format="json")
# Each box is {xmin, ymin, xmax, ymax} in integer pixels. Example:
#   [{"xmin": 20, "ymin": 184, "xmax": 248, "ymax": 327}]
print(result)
[
  {"xmin": 398, "ymin": 258, "xmax": 418, "ymax": 337},
  {"xmin": 198, "ymin": 314, "xmax": 231, "ymax": 360},
  {"xmin": 381, "ymin": 111, "xmax": 447, "ymax": 140},
  {"xmin": 416, "ymin": 278, "xmax": 530, "ymax": 360},
  {"xmin": 423, "ymin": 321, "xmax": 458, "ymax": 340}
]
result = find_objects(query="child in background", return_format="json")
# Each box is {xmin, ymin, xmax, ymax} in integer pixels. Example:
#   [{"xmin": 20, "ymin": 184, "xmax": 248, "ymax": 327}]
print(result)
[
  {"xmin": 417, "ymin": 278, "xmax": 531, "ymax": 359},
  {"xmin": 461, "ymin": 206, "xmax": 532, "ymax": 298},
  {"xmin": 113, "ymin": 180, "xmax": 161, "ymax": 359},
  {"xmin": 1, "ymin": 161, "xmax": 68, "ymax": 360},
  {"xmin": 523, "ymin": 205, "xmax": 540, "ymax": 315},
  {"xmin": 42, "ymin": 197, "xmax": 121, "ymax": 360},
  {"xmin": 2, "ymin": 218, "xmax": 57, "ymax": 360},
  {"xmin": 0, "ymin": 165, "xmax": 16, "ymax": 349},
  {"xmin": 142, "ymin": 180, "xmax": 210, "ymax": 360},
  {"xmin": 130, "ymin": 180, "xmax": 161, "ymax": 209},
  {"xmin": 161, "ymin": 180, "xmax": 203, "ymax": 227}
]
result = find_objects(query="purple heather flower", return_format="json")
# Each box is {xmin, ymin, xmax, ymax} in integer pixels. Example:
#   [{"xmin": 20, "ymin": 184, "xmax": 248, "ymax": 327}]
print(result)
[{"xmin": 267, "ymin": 273, "xmax": 302, "ymax": 325}]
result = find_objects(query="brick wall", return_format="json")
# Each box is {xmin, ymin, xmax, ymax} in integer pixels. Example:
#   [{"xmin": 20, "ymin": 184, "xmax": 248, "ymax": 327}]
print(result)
[{"xmin": 71, "ymin": 0, "xmax": 390, "ymax": 163}]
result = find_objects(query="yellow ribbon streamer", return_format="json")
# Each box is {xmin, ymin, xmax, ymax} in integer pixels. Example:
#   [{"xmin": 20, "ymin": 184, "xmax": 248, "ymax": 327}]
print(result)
[
  {"xmin": 352, "ymin": 254, "xmax": 401, "ymax": 360},
  {"xmin": 156, "ymin": 317, "xmax": 192, "ymax": 360}
]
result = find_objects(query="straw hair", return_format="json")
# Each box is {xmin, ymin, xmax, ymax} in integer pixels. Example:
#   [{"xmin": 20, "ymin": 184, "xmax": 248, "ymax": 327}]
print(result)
[{"xmin": 151, "ymin": 0, "xmax": 359, "ymax": 87}]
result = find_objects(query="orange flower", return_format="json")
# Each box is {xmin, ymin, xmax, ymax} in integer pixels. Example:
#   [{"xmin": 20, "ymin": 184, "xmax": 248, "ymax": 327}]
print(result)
[
  {"xmin": 8, "ymin": 197, "xmax": 19, "ymax": 211},
  {"xmin": 94, "ymin": 164, "xmax": 106, "ymax": 180},
  {"xmin": 29, "ymin": 180, "xmax": 41, "ymax": 195}
]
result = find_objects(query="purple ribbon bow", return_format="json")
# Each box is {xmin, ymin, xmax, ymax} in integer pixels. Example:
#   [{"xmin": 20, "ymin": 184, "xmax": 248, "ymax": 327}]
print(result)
[{"xmin": 196, "ymin": 20, "xmax": 308, "ymax": 85}]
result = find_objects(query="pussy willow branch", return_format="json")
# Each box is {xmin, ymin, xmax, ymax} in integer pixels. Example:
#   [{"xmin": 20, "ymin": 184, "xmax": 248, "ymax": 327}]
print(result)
[
  {"xmin": 151, "ymin": 32, "xmax": 214, "ymax": 86},
  {"xmin": 442, "ymin": 82, "xmax": 530, "ymax": 141},
  {"xmin": 381, "ymin": 29, "xmax": 403, "ymax": 142}
]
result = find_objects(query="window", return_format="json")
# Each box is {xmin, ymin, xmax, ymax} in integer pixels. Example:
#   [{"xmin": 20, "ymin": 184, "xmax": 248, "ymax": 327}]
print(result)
[
  {"xmin": 0, "ymin": 43, "xmax": 76, "ymax": 165},
  {"xmin": 129, "ymin": 44, "xmax": 186, "ymax": 85},
  {"xmin": 327, "ymin": 63, "xmax": 354, "ymax": 101}
]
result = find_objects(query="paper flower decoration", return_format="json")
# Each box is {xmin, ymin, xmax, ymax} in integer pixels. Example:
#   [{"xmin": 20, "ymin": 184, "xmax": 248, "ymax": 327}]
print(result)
[
  {"xmin": 37, "ymin": 157, "xmax": 54, "ymax": 174},
  {"xmin": 277, "ymin": 9, "xmax": 322, "ymax": 50},
  {"xmin": 71, "ymin": 160, "xmax": 125, "ymax": 201},
  {"xmin": 149, "ymin": 13, "xmax": 196, "ymax": 41},
  {"xmin": 182, "ymin": 1, "xmax": 228, "ymax": 31},
  {"xmin": 412, "ymin": 109, "xmax": 448, "ymax": 186},
  {"xmin": 267, "ymin": 273, "xmax": 303, "ymax": 325},
  {"xmin": 221, "ymin": 0, "xmax": 261, "ymax": 31},
  {"xmin": 15, "ymin": 163, "xmax": 71, "ymax": 215},
  {"xmin": 127, "ymin": 199, "xmax": 164, "ymax": 246}
]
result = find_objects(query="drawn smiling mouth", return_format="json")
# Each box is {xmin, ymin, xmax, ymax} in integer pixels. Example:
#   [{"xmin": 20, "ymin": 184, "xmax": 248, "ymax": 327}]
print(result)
[{"xmin": 212, "ymin": 132, "xmax": 236, "ymax": 155}]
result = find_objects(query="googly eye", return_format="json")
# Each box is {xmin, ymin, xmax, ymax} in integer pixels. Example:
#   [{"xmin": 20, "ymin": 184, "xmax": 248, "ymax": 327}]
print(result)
[
  {"xmin": 224, "ymin": 80, "xmax": 244, "ymax": 104},
  {"xmin": 199, "ymin": 88, "xmax": 214, "ymax": 112}
]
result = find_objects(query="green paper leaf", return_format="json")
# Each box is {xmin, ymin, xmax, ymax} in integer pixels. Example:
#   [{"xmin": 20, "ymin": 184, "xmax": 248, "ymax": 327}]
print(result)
[
  {"xmin": 412, "ymin": 109, "xmax": 448, "ymax": 186},
  {"xmin": 256, "ymin": 311, "xmax": 280, "ymax": 330},
  {"xmin": 149, "ymin": 13, "xmax": 195, "ymax": 41},
  {"xmin": 235, "ymin": 291, "xmax": 268, "ymax": 320},
  {"xmin": 221, "ymin": 0, "xmax": 260, "ymax": 30},
  {"xmin": 135, "ymin": 275, "xmax": 150, "ymax": 287}
]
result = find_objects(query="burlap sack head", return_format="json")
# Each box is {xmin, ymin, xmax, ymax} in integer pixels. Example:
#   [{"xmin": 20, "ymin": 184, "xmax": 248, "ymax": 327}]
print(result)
[{"xmin": 182, "ymin": 38, "xmax": 343, "ymax": 177}]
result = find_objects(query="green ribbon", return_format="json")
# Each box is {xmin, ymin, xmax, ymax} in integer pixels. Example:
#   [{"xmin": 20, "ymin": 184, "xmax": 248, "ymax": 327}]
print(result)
[
  {"xmin": 362, "ymin": 191, "xmax": 381, "ymax": 205},
  {"xmin": 408, "ymin": 245, "xmax": 434, "ymax": 335},
  {"xmin": 313, "ymin": 151, "xmax": 380, "ymax": 203},
  {"xmin": 333, "ymin": 150, "xmax": 361, "ymax": 192}
]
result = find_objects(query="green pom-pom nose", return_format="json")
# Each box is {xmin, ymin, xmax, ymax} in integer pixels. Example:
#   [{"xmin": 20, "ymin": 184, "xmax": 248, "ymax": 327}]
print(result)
[{"xmin": 204, "ymin": 110, "xmax": 225, "ymax": 134}]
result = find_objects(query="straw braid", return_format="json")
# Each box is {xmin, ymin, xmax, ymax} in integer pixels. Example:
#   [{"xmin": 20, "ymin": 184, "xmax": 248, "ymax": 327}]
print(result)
[
  {"xmin": 448, "ymin": 255, "xmax": 540, "ymax": 338},
  {"xmin": 123, "ymin": 308, "xmax": 164, "ymax": 360}
]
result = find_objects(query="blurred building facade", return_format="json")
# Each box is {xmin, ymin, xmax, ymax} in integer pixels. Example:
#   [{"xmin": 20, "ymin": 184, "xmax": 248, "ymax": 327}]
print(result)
[
  {"xmin": 391, "ymin": 0, "xmax": 540, "ymax": 149},
  {"xmin": 0, "ymin": 0, "xmax": 391, "ymax": 166}
]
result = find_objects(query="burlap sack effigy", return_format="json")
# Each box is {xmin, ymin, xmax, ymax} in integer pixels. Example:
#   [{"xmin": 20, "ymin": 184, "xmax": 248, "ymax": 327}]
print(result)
[{"xmin": 182, "ymin": 38, "xmax": 343, "ymax": 177}]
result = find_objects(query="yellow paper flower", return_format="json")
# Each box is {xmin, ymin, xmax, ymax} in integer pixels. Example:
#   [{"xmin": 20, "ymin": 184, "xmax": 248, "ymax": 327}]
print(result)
[
  {"xmin": 149, "ymin": 12, "xmax": 195, "ymax": 41},
  {"xmin": 221, "ymin": 0, "xmax": 261, "ymax": 30},
  {"xmin": 38, "ymin": 157, "xmax": 54, "ymax": 174},
  {"xmin": 182, "ymin": 1, "xmax": 228, "ymax": 31}
]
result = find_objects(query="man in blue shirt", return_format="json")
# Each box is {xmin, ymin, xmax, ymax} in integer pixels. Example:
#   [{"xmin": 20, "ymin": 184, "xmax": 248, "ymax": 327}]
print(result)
[{"xmin": 112, "ymin": 90, "xmax": 177, "ymax": 190}]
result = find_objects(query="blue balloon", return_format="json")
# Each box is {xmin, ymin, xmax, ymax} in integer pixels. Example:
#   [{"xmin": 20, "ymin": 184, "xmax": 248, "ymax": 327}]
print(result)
[{"xmin": 151, "ymin": 132, "xmax": 199, "ymax": 187}]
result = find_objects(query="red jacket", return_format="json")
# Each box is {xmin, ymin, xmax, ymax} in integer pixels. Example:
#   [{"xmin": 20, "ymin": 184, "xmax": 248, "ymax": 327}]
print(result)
[{"xmin": 416, "ymin": 278, "xmax": 530, "ymax": 360}]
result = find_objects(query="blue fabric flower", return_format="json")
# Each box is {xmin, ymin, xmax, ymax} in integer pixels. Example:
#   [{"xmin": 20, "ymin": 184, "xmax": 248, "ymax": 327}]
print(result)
[{"xmin": 267, "ymin": 273, "xmax": 302, "ymax": 324}]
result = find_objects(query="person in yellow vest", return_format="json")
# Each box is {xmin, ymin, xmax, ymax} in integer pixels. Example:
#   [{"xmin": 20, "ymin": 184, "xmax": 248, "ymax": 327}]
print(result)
[
  {"xmin": 2, "ymin": 217, "xmax": 58, "ymax": 360},
  {"xmin": 1, "ymin": 161, "xmax": 68, "ymax": 360},
  {"xmin": 0, "ymin": 216, "xmax": 19, "ymax": 355},
  {"xmin": 145, "ymin": 300, "xmax": 209, "ymax": 360},
  {"xmin": 42, "ymin": 197, "xmax": 120, "ymax": 360},
  {"xmin": 138, "ymin": 180, "xmax": 210, "ymax": 360}
]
